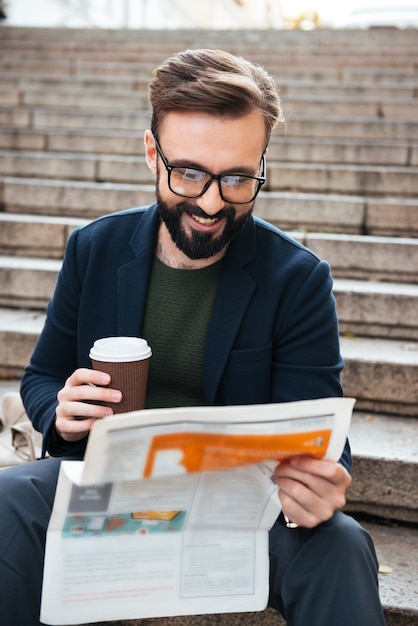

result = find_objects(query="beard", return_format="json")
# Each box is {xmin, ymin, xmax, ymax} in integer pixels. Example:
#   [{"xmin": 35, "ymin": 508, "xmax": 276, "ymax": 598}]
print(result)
[{"xmin": 156, "ymin": 191, "xmax": 254, "ymax": 260}]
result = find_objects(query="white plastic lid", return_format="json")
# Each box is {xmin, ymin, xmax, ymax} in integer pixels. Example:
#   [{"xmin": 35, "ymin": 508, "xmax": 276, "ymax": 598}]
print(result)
[{"xmin": 89, "ymin": 337, "xmax": 152, "ymax": 362}]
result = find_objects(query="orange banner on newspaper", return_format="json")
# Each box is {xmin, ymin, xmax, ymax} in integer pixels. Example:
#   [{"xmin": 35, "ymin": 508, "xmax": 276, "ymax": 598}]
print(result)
[{"xmin": 143, "ymin": 429, "xmax": 331, "ymax": 478}]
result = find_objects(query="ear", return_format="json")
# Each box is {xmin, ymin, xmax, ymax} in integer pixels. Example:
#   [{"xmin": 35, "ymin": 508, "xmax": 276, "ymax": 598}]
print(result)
[{"xmin": 144, "ymin": 130, "xmax": 157, "ymax": 175}]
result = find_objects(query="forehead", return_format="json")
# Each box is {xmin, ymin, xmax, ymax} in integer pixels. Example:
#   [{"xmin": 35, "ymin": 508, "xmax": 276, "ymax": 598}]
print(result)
[{"xmin": 158, "ymin": 110, "xmax": 267, "ymax": 170}]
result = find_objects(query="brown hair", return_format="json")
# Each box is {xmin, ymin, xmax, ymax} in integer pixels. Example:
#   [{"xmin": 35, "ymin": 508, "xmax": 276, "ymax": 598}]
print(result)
[{"xmin": 148, "ymin": 48, "xmax": 284, "ymax": 147}]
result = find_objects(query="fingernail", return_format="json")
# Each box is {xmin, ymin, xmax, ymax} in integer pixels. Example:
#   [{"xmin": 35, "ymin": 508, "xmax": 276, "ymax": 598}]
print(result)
[{"xmin": 111, "ymin": 391, "xmax": 122, "ymax": 402}]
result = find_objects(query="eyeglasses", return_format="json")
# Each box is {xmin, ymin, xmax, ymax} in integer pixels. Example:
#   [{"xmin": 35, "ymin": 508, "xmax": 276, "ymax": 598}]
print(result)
[{"xmin": 154, "ymin": 137, "xmax": 266, "ymax": 204}]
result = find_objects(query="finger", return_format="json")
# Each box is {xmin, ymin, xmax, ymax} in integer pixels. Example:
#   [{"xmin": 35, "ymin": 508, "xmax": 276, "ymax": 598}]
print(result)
[
  {"xmin": 55, "ymin": 399, "xmax": 114, "ymax": 442},
  {"xmin": 66, "ymin": 367, "xmax": 112, "ymax": 389},
  {"xmin": 275, "ymin": 465, "xmax": 341, "ymax": 499},
  {"xmin": 56, "ymin": 414, "xmax": 97, "ymax": 433},
  {"xmin": 55, "ymin": 415, "xmax": 97, "ymax": 442},
  {"xmin": 275, "ymin": 457, "xmax": 351, "ymax": 490},
  {"xmin": 56, "ymin": 398, "xmax": 114, "ymax": 421},
  {"xmin": 275, "ymin": 468, "xmax": 348, "ymax": 514},
  {"xmin": 290, "ymin": 456, "xmax": 351, "ymax": 484},
  {"xmin": 277, "ymin": 474, "xmax": 333, "ymax": 519},
  {"xmin": 278, "ymin": 488, "xmax": 325, "ymax": 528},
  {"xmin": 58, "ymin": 384, "xmax": 122, "ymax": 407}
]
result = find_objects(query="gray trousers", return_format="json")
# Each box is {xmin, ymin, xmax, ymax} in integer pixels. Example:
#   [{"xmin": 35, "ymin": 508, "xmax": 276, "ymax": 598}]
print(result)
[{"xmin": 0, "ymin": 458, "xmax": 385, "ymax": 626}]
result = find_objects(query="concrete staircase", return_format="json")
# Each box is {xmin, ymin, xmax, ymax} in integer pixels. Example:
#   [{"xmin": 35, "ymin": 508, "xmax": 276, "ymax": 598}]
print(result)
[{"xmin": 0, "ymin": 25, "xmax": 417, "ymax": 625}]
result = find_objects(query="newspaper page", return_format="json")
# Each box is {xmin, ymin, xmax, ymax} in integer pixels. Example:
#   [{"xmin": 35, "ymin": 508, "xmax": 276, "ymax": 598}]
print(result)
[
  {"xmin": 79, "ymin": 397, "xmax": 355, "ymax": 485},
  {"xmin": 41, "ymin": 397, "xmax": 354, "ymax": 625}
]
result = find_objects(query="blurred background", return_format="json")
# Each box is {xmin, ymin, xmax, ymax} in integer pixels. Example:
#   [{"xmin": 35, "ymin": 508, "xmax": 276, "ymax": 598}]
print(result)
[{"xmin": 1, "ymin": 0, "xmax": 418, "ymax": 30}]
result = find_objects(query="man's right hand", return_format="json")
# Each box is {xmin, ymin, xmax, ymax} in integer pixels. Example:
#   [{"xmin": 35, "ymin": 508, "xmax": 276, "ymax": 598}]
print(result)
[{"xmin": 55, "ymin": 368, "xmax": 122, "ymax": 442}]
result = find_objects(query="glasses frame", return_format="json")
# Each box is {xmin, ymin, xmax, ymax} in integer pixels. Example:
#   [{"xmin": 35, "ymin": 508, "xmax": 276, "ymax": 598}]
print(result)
[{"xmin": 154, "ymin": 137, "xmax": 266, "ymax": 205}]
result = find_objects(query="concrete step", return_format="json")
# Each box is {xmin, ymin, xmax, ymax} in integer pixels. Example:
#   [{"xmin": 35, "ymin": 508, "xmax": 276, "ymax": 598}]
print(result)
[
  {"xmin": 3, "ymin": 73, "xmax": 418, "ymax": 100},
  {"xmin": 0, "ymin": 256, "xmax": 61, "ymax": 308},
  {"xmin": 0, "ymin": 73, "xmax": 148, "ymax": 93},
  {"xmin": 2, "ymin": 215, "xmax": 416, "ymax": 283},
  {"xmin": 1, "ymin": 37, "xmax": 417, "ymax": 66},
  {"xmin": 3, "ymin": 63, "xmax": 418, "ymax": 86},
  {"xmin": 282, "ymin": 79, "xmax": 418, "ymax": 100},
  {"xmin": 0, "ymin": 213, "xmax": 88, "ymax": 258},
  {"xmin": 4, "ymin": 84, "xmax": 418, "ymax": 118},
  {"xmin": 286, "ymin": 115, "xmax": 418, "ymax": 142},
  {"xmin": 2, "ymin": 177, "xmax": 417, "ymax": 237},
  {"xmin": 2, "ymin": 22, "xmax": 416, "ymax": 46},
  {"xmin": 2, "ymin": 127, "xmax": 417, "ymax": 167},
  {"xmin": 0, "ymin": 308, "xmax": 45, "ymax": 378},
  {"xmin": 0, "ymin": 126, "xmax": 147, "ymax": 155},
  {"xmin": 335, "ymin": 280, "xmax": 418, "ymax": 341},
  {"xmin": 2, "ymin": 34, "xmax": 403, "ymax": 52},
  {"xmin": 0, "ymin": 149, "xmax": 100, "ymax": 181},
  {"xmin": 0, "ymin": 106, "xmax": 151, "ymax": 132},
  {"xmin": 2, "ymin": 33, "xmax": 418, "ymax": 57},
  {"xmin": 3, "ymin": 150, "xmax": 418, "ymax": 198},
  {"xmin": 0, "ymin": 107, "xmax": 31, "ymax": 128},
  {"xmin": 0, "ymin": 176, "xmax": 155, "ymax": 219},
  {"xmin": 363, "ymin": 521, "xmax": 418, "ymax": 626},
  {"xmin": 18, "ymin": 87, "xmax": 150, "ymax": 111},
  {"xmin": 268, "ymin": 137, "xmax": 418, "ymax": 167},
  {"xmin": 6, "ymin": 213, "xmax": 418, "ymax": 278},
  {"xmin": 361, "ymin": 197, "xmax": 418, "ymax": 238},
  {"xmin": 282, "ymin": 97, "xmax": 418, "ymax": 120},
  {"xmin": 267, "ymin": 162, "xmax": 418, "ymax": 197},
  {"xmin": 2, "ymin": 102, "xmax": 418, "ymax": 142},
  {"xmin": 305, "ymin": 233, "xmax": 418, "ymax": 284},
  {"xmin": 2, "ymin": 47, "xmax": 418, "ymax": 73},
  {"xmin": 347, "ymin": 412, "xmax": 418, "ymax": 523},
  {"xmin": 0, "ymin": 86, "xmax": 20, "ymax": 107},
  {"xmin": 0, "ymin": 150, "xmax": 152, "ymax": 184},
  {"xmin": 340, "ymin": 336, "xmax": 418, "ymax": 417},
  {"xmin": 255, "ymin": 191, "xmax": 418, "ymax": 237},
  {"xmin": 1, "ymin": 253, "xmax": 417, "ymax": 339}
]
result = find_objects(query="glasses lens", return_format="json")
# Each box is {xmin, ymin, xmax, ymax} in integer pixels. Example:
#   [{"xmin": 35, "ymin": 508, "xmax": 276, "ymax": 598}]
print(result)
[
  {"xmin": 169, "ymin": 167, "xmax": 261, "ymax": 203},
  {"xmin": 170, "ymin": 167, "xmax": 210, "ymax": 197},
  {"xmin": 220, "ymin": 175, "xmax": 260, "ymax": 203}
]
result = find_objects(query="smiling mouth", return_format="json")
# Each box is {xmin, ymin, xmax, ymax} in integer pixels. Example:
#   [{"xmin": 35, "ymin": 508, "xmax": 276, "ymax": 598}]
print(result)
[{"xmin": 191, "ymin": 214, "xmax": 221, "ymax": 226}]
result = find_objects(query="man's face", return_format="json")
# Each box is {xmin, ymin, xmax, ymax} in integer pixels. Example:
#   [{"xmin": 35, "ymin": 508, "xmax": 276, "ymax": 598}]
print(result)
[
  {"xmin": 155, "ymin": 194, "xmax": 253, "ymax": 261},
  {"xmin": 145, "ymin": 110, "xmax": 267, "ymax": 267}
]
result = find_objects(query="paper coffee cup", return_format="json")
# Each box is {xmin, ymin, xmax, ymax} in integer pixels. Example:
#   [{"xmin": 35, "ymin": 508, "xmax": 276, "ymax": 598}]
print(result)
[{"xmin": 89, "ymin": 337, "xmax": 152, "ymax": 413}]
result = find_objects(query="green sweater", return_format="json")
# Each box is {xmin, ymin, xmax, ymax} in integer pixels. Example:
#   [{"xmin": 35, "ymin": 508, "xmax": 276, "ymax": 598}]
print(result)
[{"xmin": 142, "ymin": 256, "xmax": 222, "ymax": 409}]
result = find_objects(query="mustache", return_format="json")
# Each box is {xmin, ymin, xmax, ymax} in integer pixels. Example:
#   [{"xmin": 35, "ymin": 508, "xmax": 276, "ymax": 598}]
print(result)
[{"xmin": 175, "ymin": 202, "xmax": 236, "ymax": 221}]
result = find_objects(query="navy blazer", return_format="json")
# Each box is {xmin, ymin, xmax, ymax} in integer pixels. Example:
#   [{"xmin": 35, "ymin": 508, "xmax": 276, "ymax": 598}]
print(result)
[{"xmin": 21, "ymin": 204, "xmax": 350, "ymax": 470}]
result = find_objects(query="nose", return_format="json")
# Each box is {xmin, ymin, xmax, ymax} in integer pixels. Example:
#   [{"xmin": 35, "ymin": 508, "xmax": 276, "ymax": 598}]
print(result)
[{"xmin": 195, "ymin": 179, "xmax": 226, "ymax": 215}]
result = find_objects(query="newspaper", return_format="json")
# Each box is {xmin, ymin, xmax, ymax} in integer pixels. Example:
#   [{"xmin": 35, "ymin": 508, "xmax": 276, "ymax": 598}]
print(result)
[{"xmin": 41, "ymin": 397, "xmax": 355, "ymax": 625}]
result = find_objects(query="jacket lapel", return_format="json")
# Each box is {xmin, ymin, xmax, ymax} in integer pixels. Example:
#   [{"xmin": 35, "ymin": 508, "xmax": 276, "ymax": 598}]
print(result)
[
  {"xmin": 117, "ymin": 204, "xmax": 159, "ymax": 336},
  {"xmin": 204, "ymin": 217, "xmax": 257, "ymax": 404}
]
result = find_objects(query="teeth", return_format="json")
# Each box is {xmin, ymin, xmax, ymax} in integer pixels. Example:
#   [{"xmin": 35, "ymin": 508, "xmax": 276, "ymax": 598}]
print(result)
[{"xmin": 192, "ymin": 215, "xmax": 218, "ymax": 225}]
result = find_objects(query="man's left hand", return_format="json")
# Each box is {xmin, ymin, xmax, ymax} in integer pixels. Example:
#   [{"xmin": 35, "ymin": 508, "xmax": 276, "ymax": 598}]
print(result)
[{"xmin": 273, "ymin": 456, "xmax": 352, "ymax": 528}]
